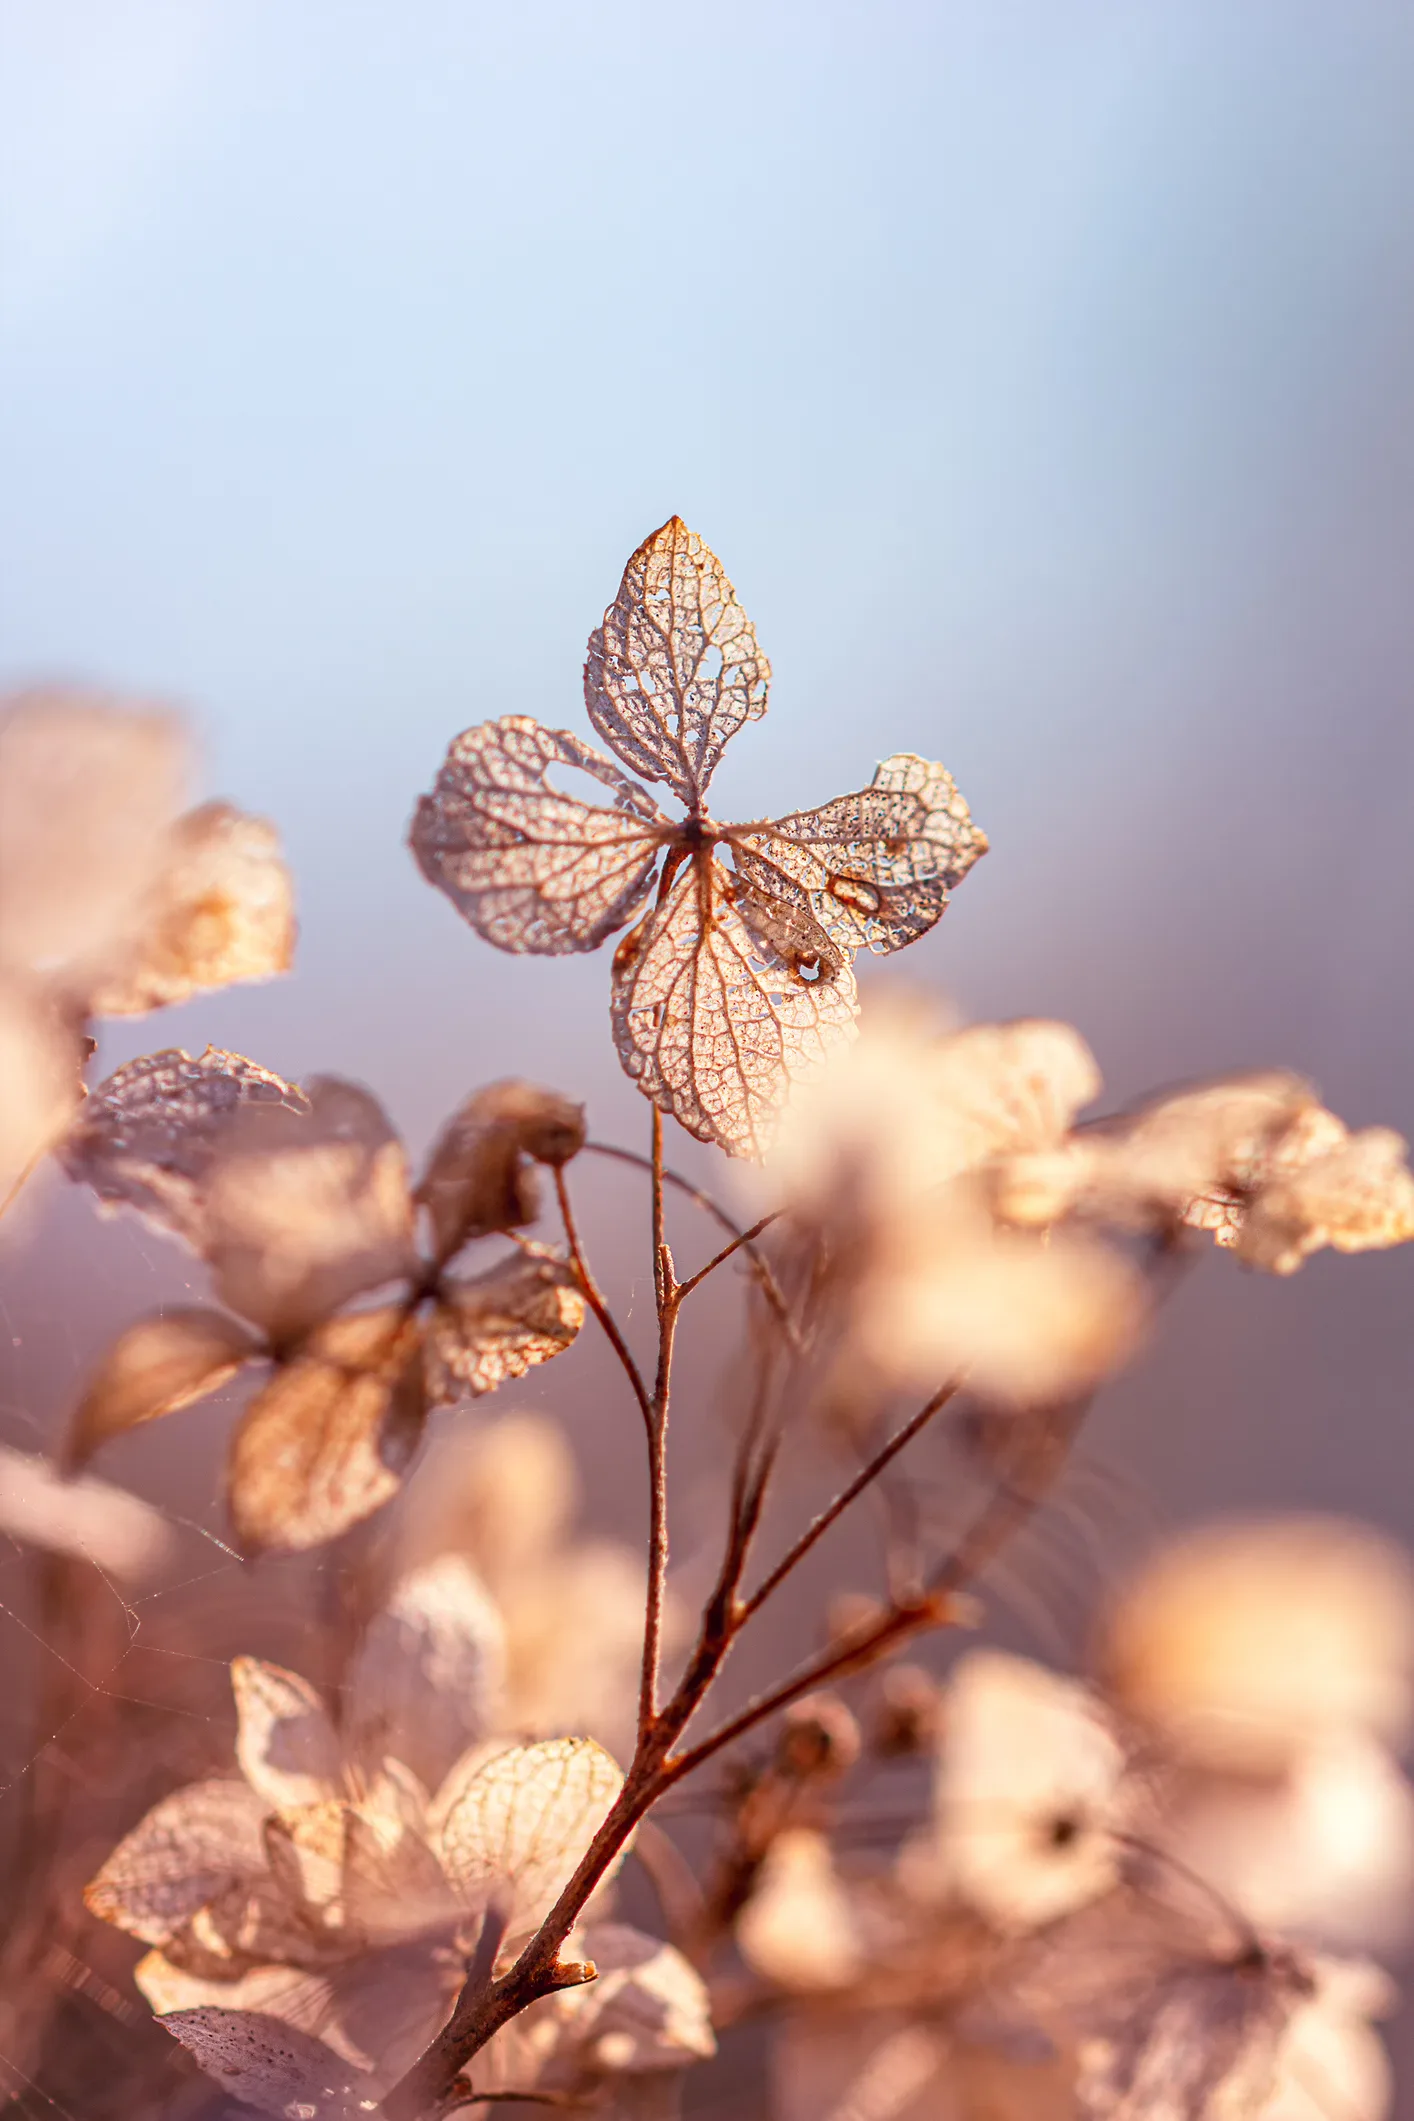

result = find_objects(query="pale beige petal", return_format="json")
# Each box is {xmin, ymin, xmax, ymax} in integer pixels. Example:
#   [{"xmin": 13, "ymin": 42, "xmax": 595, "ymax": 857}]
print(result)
[
  {"xmin": 411, "ymin": 716, "xmax": 668, "ymax": 954},
  {"xmin": 227, "ymin": 1310, "xmax": 427, "ymax": 1554},
  {"xmin": 343, "ymin": 1553, "xmax": 507, "ymax": 1792},
  {"xmin": 738, "ymin": 1830, "xmax": 863, "ymax": 1992},
  {"xmin": 202, "ymin": 1077, "xmax": 417, "ymax": 1340},
  {"xmin": 415, "ymin": 1078, "xmax": 585, "ymax": 1261},
  {"xmin": 231, "ymin": 1656, "xmax": 343, "ymax": 1813},
  {"xmin": 90, "ymin": 801, "xmax": 296, "ymax": 1016},
  {"xmin": 58, "ymin": 1044, "xmax": 310, "ymax": 1250},
  {"xmin": 70, "ymin": 1307, "xmax": 260, "ymax": 1464},
  {"xmin": 612, "ymin": 854, "xmax": 859, "ymax": 1157},
  {"xmin": 585, "ymin": 517, "xmax": 769, "ymax": 805},
  {"xmin": 434, "ymin": 1737, "xmax": 624, "ymax": 1933},
  {"xmin": 1238, "ymin": 1126, "xmax": 1414, "ymax": 1274},
  {"xmin": 85, "ymin": 1777, "xmax": 268, "ymax": 1945},
  {"xmin": 424, "ymin": 1248, "xmax": 584, "ymax": 1405},
  {"xmin": 0, "ymin": 1444, "xmax": 177, "ymax": 1580},
  {"xmin": 390, "ymin": 1413, "xmax": 577, "ymax": 1584},
  {"xmin": 0, "ymin": 976, "xmax": 80, "ymax": 1205}
]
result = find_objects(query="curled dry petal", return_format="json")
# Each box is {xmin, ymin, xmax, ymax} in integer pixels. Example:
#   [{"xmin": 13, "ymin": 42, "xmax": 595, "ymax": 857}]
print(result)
[
  {"xmin": 89, "ymin": 802, "xmax": 296, "ymax": 1016},
  {"xmin": 424, "ymin": 1246, "xmax": 585, "ymax": 1404},
  {"xmin": 227, "ymin": 1310, "xmax": 428, "ymax": 1554},
  {"xmin": 612, "ymin": 854, "xmax": 859, "ymax": 1157},
  {"xmin": 0, "ymin": 689, "xmax": 187, "ymax": 987},
  {"xmin": 232, "ymin": 1657, "xmax": 344, "ymax": 1813},
  {"xmin": 85, "ymin": 1777, "xmax": 269, "ymax": 1946},
  {"xmin": 585, "ymin": 515, "xmax": 770, "ymax": 807},
  {"xmin": 58, "ymin": 1045, "xmax": 310, "ymax": 1249},
  {"xmin": 343, "ymin": 1553, "xmax": 507, "ymax": 1793},
  {"xmin": 1236, "ymin": 1126, "xmax": 1414, "ymax": 1274},
  {"xmin": 0, "ymin": 1444, "xmax": 178, "ymax": 1580},
  {"xmin": 160, "ymin": 2009, "xmax": 374, "ymax": 2120},
  {"xmin": 202, "ymin": 1078, "xmax": 417, "ymax": 1340},
  {"xmin": 734, "ymin": 752, "xmax": 988, "ymax": 958},
  {"xmin": 69, "ymin": 1306, "xmax": 261, "ymax": 1465},
  {"xmin": 410, "ymin": 715, "xmax": 668, "ymax": 955},
  {"xmin": 434, "ymin": 1736, "xmax": 625, "ymax": 1934},
  {"xmin": 416, "ymin": 1078, "xmax": 586, "ymax": 1261}
]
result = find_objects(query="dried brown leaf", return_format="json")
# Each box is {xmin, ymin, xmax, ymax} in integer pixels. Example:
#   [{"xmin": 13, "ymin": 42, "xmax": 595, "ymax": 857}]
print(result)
[
  {"xmin": 58, "ymin": 1045, "xmax": 310, "ymax": 1248},
  {"xmin": 585, "ymin": 517, "xmax": 770, "ymax": 806},
  {"xmin": 202, "ymin": 1078, "xmax": 417, "ymax": 1339},
  {"xmin": 160, "ymin": 2008, "xmax": 374, "ymax": 2118},
  {"xmin": 227, "ymin": 1311, "xmax": 427, "ymax": 1554},
  {"xmin": 85, "ymin": 1777, "xmax": 270, "ymax": 1946},
  {"xmin": 232, "ymin": 1656, "xmax": 344, "ymax": 1813},
  {"xmin": 734, "ymin": 752, "xmax": 989, "ymax": 957},
  {"xmin": 424, "ymin": 1247, "xmax": 585, "ymax": 1405},
  {"xmin": 411, "ymin": 715, "xmax": 668, "ymax": 954},
  {"xmin": 416, "ymin": 1078, "xmax": 586, "ymax": 1261},
  {"xmin": 70, "ymin": 1306, "xmax": 260, "ymax": 1465},
  {"xmin": 90, "ymin": 801, "xmax": 296, "ymax": 1016},
  {"xmin": 434, "ymin": 1736, "xmax": 624, "ymax": 1932},
  {"xmin": 611, "ymin": 855, "xmax": 859, "ymax": 1157},
  {"xmin": 343, "ymin": 1553, "xmax": 507, "ymax": 1792}
]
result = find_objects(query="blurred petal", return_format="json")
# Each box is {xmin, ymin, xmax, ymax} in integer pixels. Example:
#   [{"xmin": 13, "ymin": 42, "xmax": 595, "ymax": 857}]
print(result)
[
  {"xmin": 738, "ymin": 1830, "xmax": 863, "ymax": 1992},
  {"xmin": 231, "ymin": 1657, "xmax": 343, "ymax": 1813},
  {"xmin": 1238, "ymin": 1127, "xmax": 1414, "ymax": 1274},
  {"xmin": 0, "ymin": 977, "xmax": 80, "ymax": 1204},
  {"xmin": 343, "ymin": 1553, "xmax": 507, "ymax": 1792},
  {"xmin": 70, "ymin": 1306, "xmax": 259, "ymax": 1464},
  {"xmin": 0, "ymin": 1444, "xmax": 177, "ymax": 1580}
]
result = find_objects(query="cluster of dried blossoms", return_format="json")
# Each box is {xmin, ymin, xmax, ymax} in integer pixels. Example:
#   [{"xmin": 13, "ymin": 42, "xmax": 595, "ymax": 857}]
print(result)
[{"xmin": 3, "ymin": 521, "xmax": 1414, "ymax": 2121}]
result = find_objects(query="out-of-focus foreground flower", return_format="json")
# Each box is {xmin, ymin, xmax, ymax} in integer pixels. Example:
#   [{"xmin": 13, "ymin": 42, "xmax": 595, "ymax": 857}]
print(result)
[
  {"xmin": 86, "ymin": 1549, "xmax": 712, "ymax": 2117},
  {"xmin": 0, "ymin": 689, "xmax": 295, "ymax": 1202}
]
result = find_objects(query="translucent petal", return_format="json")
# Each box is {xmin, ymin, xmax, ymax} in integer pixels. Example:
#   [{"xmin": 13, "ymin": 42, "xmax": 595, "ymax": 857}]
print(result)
[
  {"xmin": 411, "ymin": 716, "xmax": 668, "ymax": 954},
  {"xmin": 500, "ymin": 1922, "xmax": 715, "ymax": 2085},
  {"xmin": 735, "ymin": 752, "xmax": 988, "ymax": 955},
  {"xmin": 70, "ymin": 1306, "xmax": 260, "ymax": 1464},
  {"xmin": 231, "ymin": 1656, "xmax": 344, "ymax": 1813},
  {"xmin": 85, "ymin": 1777, "xmax": 269, "ymax": 1946},
  {"xmin": 423, "ymin": 1246, "xmax": 585, "ymax": 1404},
  {"xmin": 611, "ymin": 855, "xmax": 859, "ymax": 1157},
  {"xmin": 343, "ymin": 1553, "xmax": 507, "ymax": 1792},
  {"xmin": 0, "ymin": 975, "xmax": 81, "ymax": 1202},
  {"xmin": 58, "ymin": 1045, "xmax": 310, "ymax": 1250},
  {"xmin": 201, "ymin": 1078, "xmax": 418, "ymax": 1340},
  {"xmin": 585, "ymin": 517, "xmax": 770, "ymax": 806},
  {"xmin": 89, "ymin": 802, "xmax": 296, "ymax": 1016},
  {"xmin": 226, "ymin": 1311, "xmax": 427, "ymax": 1554},
  {"xmin": 434, "ymin": 1736, "xmax": 625, "ymax": 1932},
  {"xmin": 415, "ymin": 1078, "xmax": 585, "ymax": 1263},
  {"xmin": 159, "ymin": 2008, "xmax": 376, "ymax": 2119},
  {"xmin": 0, "ymin": 1444, "xmax": 177, "ymax": 1579}
]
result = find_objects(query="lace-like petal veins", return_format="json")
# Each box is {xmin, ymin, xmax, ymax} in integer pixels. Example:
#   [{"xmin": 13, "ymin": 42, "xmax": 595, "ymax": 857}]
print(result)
[
  {"xmin": 85, "ymin": 1777, "xmax": 269, "ymax": 1945},
  {"xmin": 585, "ymin": 517, "xmax": 770, "ymax": 805},
  {"xmin": 434, "ymin": 1736, "xmax": 625, "ymax": 1932},
  {"xmin": 201, "ymin": 1078, "xmax": 418, "ymax": 1342},
  {"xmin": 227, "ymin": 1312, "xmax": 427, "ymax": 1555},
  {"xmin": 611, "ymin": 856, "xmax": 859, "ymax": 1157},
  {"xmin": 160, "ymin": 2009, "xmax": 374, "ymax": 2119},
  {"xmin": 232, "ymin": 1658, "xmax": 344, "ymax": 1814},
  {"xmin": 423, "ymin": 1247, "xmax": 585, "ymax": 1405},
  {"xmin": 89, "ymin": 803, "xmax": 296, "ymax": 1017},
  {"xmin": 411, "ymin": 717, "xmax": 668, "ymax": 955},
  {"xmin": 415, "ymin": 1079, "xmax": 586, "ymax": 1263},
  {"xmin": 71, "ymin": 1307, "xmax": 261, "ymax": 1465},
  {"xmin": 734, "ymin": 752, "xmax": 988, "ymax": 956},
  {"xmin": 58, "ymin": 1046, "xmax": 310, "ymax": 1249},
  {"xmin": 343, "ymin": 1554, "xmax": 507, "ymax": 1793}
]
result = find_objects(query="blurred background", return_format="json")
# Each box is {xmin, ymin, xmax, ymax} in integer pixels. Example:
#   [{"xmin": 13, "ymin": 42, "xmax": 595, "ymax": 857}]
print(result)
[{"xmin": 2, "ymin": 0, "xmax": 1413, "ymax": 2109}]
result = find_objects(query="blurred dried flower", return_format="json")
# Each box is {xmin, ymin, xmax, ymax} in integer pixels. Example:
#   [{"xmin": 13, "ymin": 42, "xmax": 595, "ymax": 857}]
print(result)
[
  {"xmin": 871, "ymin": 1664, "xmax": 946, "ymax": 1758},
  {"xmin": 413, "ymin": 521, "xmax": 986, "ymax": 1155},
  {"xmin": 1098, "ymin": 1516, "xmax": 1414, "ymax": 1772},
  {"xmin": 416, "ymin": 1078, "xmax": 586, "ymax": 1264},
  {"xmin": 738, "ymin": 1829, "xmax": 864, "ymax": 1993},
  {"xmin": 0, "ymin": 1443, "xmax": 178, "ymax": 1580}
]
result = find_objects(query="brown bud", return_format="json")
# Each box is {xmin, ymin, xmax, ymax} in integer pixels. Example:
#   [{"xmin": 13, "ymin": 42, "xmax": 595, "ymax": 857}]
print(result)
[
  {"xmin": 776, "ymin": 1693, "xmax": 861, "ymax": 1782},
  {"xmin": 871, "ymin": 1664, "xmax": 943, "ymax": 1757}
]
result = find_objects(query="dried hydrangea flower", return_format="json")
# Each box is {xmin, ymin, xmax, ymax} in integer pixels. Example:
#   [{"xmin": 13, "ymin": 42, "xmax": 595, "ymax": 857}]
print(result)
[
  {"xmin": 1097, "ymin": 1516, "xmax": 1414, "ymax": 1773},
  {"xmin": 412, "ymin": 520, "xmax": 986, "ymax": 1155},
  {"xmin": 0, "ymin": 692, "xmax": 294, "ymax": 1199},
  {"xmin": 86, "ymin": 1566, "xmax": 710, "ymax": 2114},
  {"xmin": 65, "ymin": 1052, "xmax": 587, "ymax": 1550},
  {"xmin": 900, "ymin": 1651, "xmax": 1129, "ymax": 1931}
]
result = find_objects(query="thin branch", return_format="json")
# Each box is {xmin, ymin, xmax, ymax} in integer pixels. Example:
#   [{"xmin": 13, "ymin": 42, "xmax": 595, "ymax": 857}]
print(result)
[
  {"xmin": 737, "ymin": 1382, "xmax": 958, "ymax": 1627},
  {"xmin": 674, "ymin": 1213, "xmax": 780, "ymax": 1305},
  {"xmin": 639, "ymin": 1107, "xmax": 675, "ymax": 1735},
  {"xmin": 552, "ymin": 1168, "xmax": 651, "ymax": 1432}
]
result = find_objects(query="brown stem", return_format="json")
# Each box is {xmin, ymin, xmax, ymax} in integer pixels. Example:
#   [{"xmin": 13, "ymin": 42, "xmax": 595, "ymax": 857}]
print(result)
[
  {"xmin": 553, "ymin": 1168, "xmax": 652, "ymax": 1433},
  {"xmin": 673, "ymin": 1214, "xmax": 780, "ymax": 1305}
]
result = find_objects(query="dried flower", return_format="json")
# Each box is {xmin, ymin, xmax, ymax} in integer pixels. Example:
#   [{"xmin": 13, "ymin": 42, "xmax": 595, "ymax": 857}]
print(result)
[
  {"xmin": 738, "ymin": 1830, "xmax": 864, "ymax": 1993},
  {"xmin": 412, "ymin": 521, "xmax": 986, "ymax": 1155}
]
